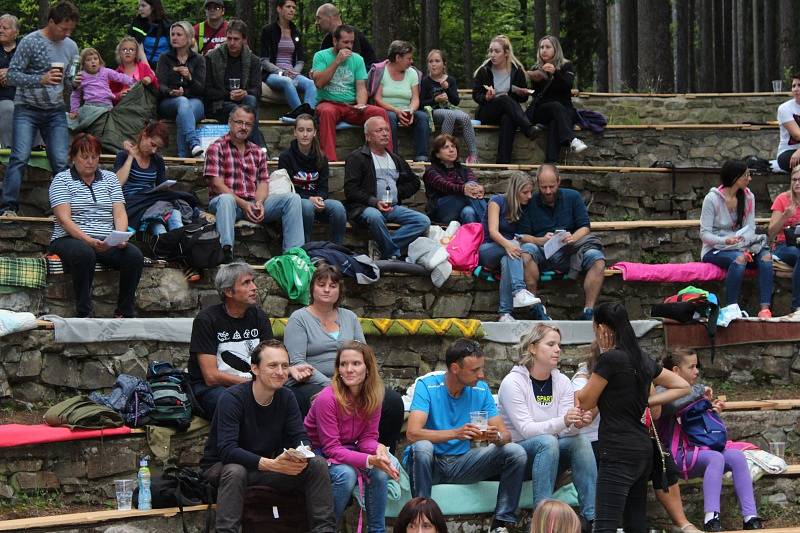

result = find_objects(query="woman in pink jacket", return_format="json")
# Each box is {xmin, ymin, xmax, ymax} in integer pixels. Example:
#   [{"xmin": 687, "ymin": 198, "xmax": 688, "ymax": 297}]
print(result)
[
  {"xmin": 498, "ymin": 323, "xmax": 597, "ymax": 528},
  {"xmin": 305, "ymin": 340, "xmax": 398, "ymax": 532}
]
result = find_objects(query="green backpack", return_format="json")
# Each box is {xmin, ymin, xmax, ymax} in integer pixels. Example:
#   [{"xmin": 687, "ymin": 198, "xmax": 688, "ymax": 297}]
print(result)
[
  {"xmin": 147, "ymin": 362, "xmax": 193, "ymax": 431},
  {"xmin": 44, "ymin": 396, "xmax": 124, "ymax": 429}
]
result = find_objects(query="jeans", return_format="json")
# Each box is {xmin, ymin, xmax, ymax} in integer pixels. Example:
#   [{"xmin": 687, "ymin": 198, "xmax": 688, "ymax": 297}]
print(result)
[
  {"xmin": 328, "ymin": 463, "xmax": 388, "ymax": 532},
  {"xmin": 677, "ymin": 447, "xmax": 757, "ymax": 517},
  {"xmin": 517, "ymin": 434, "xmax": 597, "ymax": 520},
  {"xmin": 265, "ymin": 73, "xmax": 317, "ymax": 110},
  {"xmin": 431, "ymin": 195, "xmax": 487, "ymax": 224},
  {"xmin": 204, "ymin": 459, "xmax": 336, "ymax": 533},
  {"xmin": 215, "ymin": 96, "xmax": 265, "ymax": 147},
  {"xmin": 191, "ymin": 380, "xmax": 227, "ymax": 420},
  {"xmin": 386, "ymin": 110, "xmax": 430, "ymax": 160},
  {"xmin": 49, "ymin": 236, "xmax": 144, "ymax": 318},
  {"xmin": 1, "ymin": 104, "xmax": 69, "ymax": 212},
  {"xmin": 478, "ymin": 242, "xmax": 535, "ymax": 314},
  {"xmin": 777, "ymin": 149, "xmax": 795, "ymax": 172},
  {"xmin": 158, "ymin": 96, "xmax": 204, "ymax": 157},
  {"xmin": 405, "ymin": 440, "xmax": 527, "ymax": 523},
  {"xmin": 475, "ymin": 96, "xmax": 532, "ymax": 164},
  {"xmin": 316, "ymin": 102, "xmax": 392, "ymax": 161},
  {"xmin": 526, "ymin": 101, "xmax": 578, "ymax": 163},
  {"xmin": 355, "ymin": 205, "xmax": 430, "ymax": 259},
  {"xmin": 528, "ymin": 243, "xmax": 606, "ymax": 272},
  {"xmin": 150, "ymin": 208, "xmax": 184, "ymax": 235},
  {"xmin": 702, "ymin": 248, "xmax": 773, "ymax": 306},
  {"xmin": 301, "ymin": 198, "xmax": 347, "ymax": 244},
  {"xmin": 209, "ymin": 193, "xmax": 305, "ymax": 252},
  {"xmin": 774, "ymin": 244, "xmax": 800, "ymax": 308},
  {"xmin": 594, "ymin": 449, "xmax": 652, "ymax": 533}
]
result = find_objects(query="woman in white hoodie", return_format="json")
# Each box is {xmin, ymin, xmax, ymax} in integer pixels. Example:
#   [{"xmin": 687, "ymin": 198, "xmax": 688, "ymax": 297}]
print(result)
[
  {"xmin": 699, "ymin": 159, "xmax": 774, "ymax": 317},
  {"xmin": 498, "ymin": 323, "xmax": 597, "ymax": 526}
]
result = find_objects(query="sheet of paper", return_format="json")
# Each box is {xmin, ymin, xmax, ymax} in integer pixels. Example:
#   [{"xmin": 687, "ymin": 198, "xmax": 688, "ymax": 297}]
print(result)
[
  {"xmin": 150, "ymin": 179, "xmax": 176, "ymax": 192},
  {"xmin": 103, "ymin": 230, "xmax": 133, "ymax": 247},
  {"xmin": 543, "ymin": 233, "xmax": 566, "ymax": 259}
]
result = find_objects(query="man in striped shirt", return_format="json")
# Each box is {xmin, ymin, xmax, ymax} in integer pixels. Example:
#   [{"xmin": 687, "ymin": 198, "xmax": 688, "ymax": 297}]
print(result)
[
  {"xmin": 1, "ymin": 1, "xmax": 79, "ymax": 217},
  {"xmin": 204, "ymin": 104, "xmax": 304, "ymax": 263}
]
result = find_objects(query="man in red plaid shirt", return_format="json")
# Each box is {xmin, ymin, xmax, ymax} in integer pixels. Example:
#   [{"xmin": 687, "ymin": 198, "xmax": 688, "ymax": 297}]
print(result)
[{"xmin": 204, "ymin": 105, "xmax": 304, "ymax": 262}]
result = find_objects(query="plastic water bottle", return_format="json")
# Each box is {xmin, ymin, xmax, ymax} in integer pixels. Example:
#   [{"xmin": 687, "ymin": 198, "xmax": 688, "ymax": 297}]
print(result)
[
  {"xmin": 383, "ymin": 185, "xmax": 393, "ymax": 206},
  {"xmin": 137, "ymin": 456, "xmax": 151, "ymax": 510},
  {"xmin": 66, "ymin": 56, "xmax": 80, "ymax": 79}
]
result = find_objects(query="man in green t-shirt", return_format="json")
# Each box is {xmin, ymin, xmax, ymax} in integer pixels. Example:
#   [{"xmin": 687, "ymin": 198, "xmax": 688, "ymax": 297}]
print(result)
[{"xmin": 310, "ymin": 24, "xmax": 391, "ymax": 161}]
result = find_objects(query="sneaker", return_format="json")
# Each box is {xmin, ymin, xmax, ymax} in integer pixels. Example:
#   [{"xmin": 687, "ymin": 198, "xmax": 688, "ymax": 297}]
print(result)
[
  {"xmin": 579, "ymin": 308, "xmax": 594, "ymax": 321},
  {"xmin": 498, "ymin": 313, "xmax": 516, "ymax": 322},
  {"xmin": 757, "ymin": 308, "xmax": 772, "ymax": 319},
  {"xmin": 743, "ymin": 517, "xmax": 763, "ymax": 530},
  {"xmin": 528, "ymin": 303, "xmax": 552, "ymax": 320},
  {"xmin": 190, "ymin": 145, "xmax": 204, "ymax": 158},
  {"xmin": 465, "ymin": 154, "xmax": 479, "ymax": 165},
  {"xmin": 0, "ymin": 210, "xmax": 17, "ymax": 223},
  {"xmin": 703, "ymin": 517, "xmax": 722, "ymax": 532},
  {"xmin": 222, "ymin": 245, "xmax": 234, "ymax": 264},
  {"xmin": 490, "ymin": 519, "xmax": 514, "ymax": 533},
  {"xmin": 525, "ymin": 123, "xmax": 545, "ymax": 138},
  {"xmin": 570, "ymin": 137, "xmax": 588, "ymax": 153},
  {"xmin": 512, "ymin": 289, "xmax": 541, "ymax": 308}
]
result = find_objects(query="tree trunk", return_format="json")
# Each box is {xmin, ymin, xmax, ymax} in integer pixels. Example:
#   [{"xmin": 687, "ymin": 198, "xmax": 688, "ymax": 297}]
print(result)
[
  {"xmin": 592, "ymin": 0, "xmax": 608, "ymax": 91},
  {"xmin": 763, "ymin": 0, "xmax": 777, "ymax": 89},
  {"xmin": 373, "ymin": 0, "xmax": 400, "ymax": 61},
  {"xmin": 38, "ymin": 0, "xmax": 49, "ymax": 26},
  {"xmin": 732, "ymin": 0, "xmax": 740, "ymax": 92},
  {"xmin": 534, "ymin": 0, "xmax": 547, "ymax": 44},
  {"xmin": 637, "ymin": 0, "xmax": 673, "ymax": 92},
  {"xmin": 744, "ymin": 0, "xmax": 755, "ymax": 91},
  {"xmin": 267, "ymin": 0, "xmax": 278, "ymax": 25},
  {"xmin": 235, "ymin": 0, "xmax": 256, "ymax": 41},
  {"xmin": 548, "ymin": 0, "xmax": 560, "ymax": 37},
  {"xmin": 779, "ymin": 0, "xmax": 795, "ymax": 82},
  {"xmin": 420, "ymin": 0, "xmax": 427, "ymax": 53},
  {"xmin": 619, "ymin": 0, "xmax": 637, "ymax": 90},
  {"xmin": 719, "ymin": 0, "xmax": 732, "ymax": 91},
  {"xmin": 687, "ymin": 0, "xmax": 695, "ymax": 91},
  {"xmin": 675, "ymin": 0, "xmax": 690, "ymax": 92},
  {"xmin": 697, "ymin": 0, "xmax": 713, "ymax": 91},
  {"xmin": 424, "ymin": 0, "xmax": 440, "ymax": 53},
  {"xmin": 519, "ymin": 0, "xmax": 529, "ymax": 35},
  {"xmin": 462, "ymin": 0, "xmax": 473, "ymax": 82}
]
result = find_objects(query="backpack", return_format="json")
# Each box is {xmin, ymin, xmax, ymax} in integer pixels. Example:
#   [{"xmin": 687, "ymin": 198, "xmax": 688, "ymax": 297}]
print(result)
[
  {"xmin": 43, "ymin": 395, "xmax": 124, "ymax": 430},
  {"xmin": 89, "ymin": 374, "xmax": 155, "ymax": 428},
  {"xmin": 133, "ymin": 465, "xmax": 215, "ymax": 533},
  {"xmin": 147, "ymin": 222, "xmax": 224, "ymax": 269},
  {"xmin": 669, "ymin": 398, "xmax": 728, "ymax": 478},
  {"xmin": 242, "ymin": 485, "xmax": 309, "ymax": 533},
  {"xmin": 268, "ymin": 168, "xmax": 296, "ymax": 195},
  {"xmin": 651, "ymin": 286, "xmax": 719, "ymax": 361},
  {"xmin": 446, "ymin": 222, "xmax": 484, "ymax": 271},
  {"xmin": 146, "ymin": 361, "xmax": 193, "ymax": 431}
]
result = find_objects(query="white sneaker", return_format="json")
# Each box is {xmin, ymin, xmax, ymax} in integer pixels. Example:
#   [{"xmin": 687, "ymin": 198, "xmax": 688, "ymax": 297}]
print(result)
[
  {"xmin": 498, "ymin": 313, "xmax": 516, "ymax": 322},
  {"xmin": 570, "ymin": 137, "xmax": 587, "ymax": 153},
  {"xmin": 512, "ymin": 289, "xmax": 541, "ymax": 308},
  {"xmin": 190, "ymin": 145, "xmax": 204, "ymax": 158}
]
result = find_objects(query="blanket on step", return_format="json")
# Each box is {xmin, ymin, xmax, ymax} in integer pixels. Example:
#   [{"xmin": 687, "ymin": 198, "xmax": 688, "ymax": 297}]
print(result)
[
  {"xmin": 269, "ymin": 318, "xmax": 484, "ymax": 338},
  {"xmin": 0, "ymin": 423, "xmax": 132, "ymax": 448},
  {"xmin": 612, "ymin": 261, "xmax": 726, "ymax": 282}
]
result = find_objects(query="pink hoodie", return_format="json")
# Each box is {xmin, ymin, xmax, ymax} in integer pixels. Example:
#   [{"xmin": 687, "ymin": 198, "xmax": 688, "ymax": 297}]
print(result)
[{"xmin": 304, "ymin": 385, "xmax": 380, "ymax": 469}]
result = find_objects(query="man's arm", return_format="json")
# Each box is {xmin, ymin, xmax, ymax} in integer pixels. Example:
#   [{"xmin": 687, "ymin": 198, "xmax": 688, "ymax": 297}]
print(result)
[
  {"xmin": 7, "ymin": 38, "xmax": 48, "ymax": 88},
  {"xmin": 355, "ymin": 79, "xmax": 368, "ymax": 106},
  {"xmin": 311, "ymin": 50, "xmax": 345, "ymax": 89},
  {"xmin": 215, "ymin": 392, "xmax": 262, "ymax": 469},
  {"xmin": 197, "ymin": 353, "xmax": 249, "ymax": 387},
  {"xmin": 406, "ymin": 410, "xmax": 463, "ymax": 443},
  {"xmin": 343, "ymin": 153, "xmax": 378, "ymax": 208},
  {"xmin": 208, "ymin": 176, "xmax": 252, "ymax": 210}
]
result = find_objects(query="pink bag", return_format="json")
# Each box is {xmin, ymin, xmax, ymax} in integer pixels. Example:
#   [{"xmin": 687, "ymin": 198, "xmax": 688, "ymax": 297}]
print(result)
[{"xmin": 446, "ymin": 223, "xmax": 484, "ymax": 271}]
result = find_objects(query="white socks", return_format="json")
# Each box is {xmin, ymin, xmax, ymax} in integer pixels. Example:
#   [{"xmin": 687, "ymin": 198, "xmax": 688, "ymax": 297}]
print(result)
[{"xmin": 704, "ymin": 512, "xmax": 718, "ymax": 523}]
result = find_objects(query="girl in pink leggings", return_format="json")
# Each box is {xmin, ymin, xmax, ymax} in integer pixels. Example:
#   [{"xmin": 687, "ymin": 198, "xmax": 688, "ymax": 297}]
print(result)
[{"xmin": 657, "ymin": 348, "xmax": 762, "ymax": 532}]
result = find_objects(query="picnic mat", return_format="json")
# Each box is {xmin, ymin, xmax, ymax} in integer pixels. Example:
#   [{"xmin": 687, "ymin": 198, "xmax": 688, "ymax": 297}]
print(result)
[
  {"xmin": 664, "ymin": 317, "xmax": 800, "ymax": 349},
  {"xmin": 269, "ymin": 318, "xmax": 485, "ymax": 338},
  {"xmin": 0, "ymin": 257, "xmax": 47, "ymax": 290},
  {"xmin": 0, "ymin": 423, "xmax": 132, "ymax": 448},
  {"xmin": 0, "ymin": 149, "xmax": 51, "ymax": 172}
]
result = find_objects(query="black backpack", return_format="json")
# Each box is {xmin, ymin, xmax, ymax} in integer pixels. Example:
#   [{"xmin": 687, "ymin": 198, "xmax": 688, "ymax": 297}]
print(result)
[
  {"xmin": 146, "ymin": 361, "xmax": 194, "ymax": 431},
  {"xmin": 146, "ymin": 222, "xmax": 224, "ymax": 269},
  {"xmin": 133, "ymin": 465, "xmax": 215, "ymax": 533}
]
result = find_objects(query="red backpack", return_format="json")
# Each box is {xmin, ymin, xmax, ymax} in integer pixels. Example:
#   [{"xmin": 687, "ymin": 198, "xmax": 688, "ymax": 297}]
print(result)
[{"xmin": 446, "ymin": 223, "xmax": 484, "ymax": 271}]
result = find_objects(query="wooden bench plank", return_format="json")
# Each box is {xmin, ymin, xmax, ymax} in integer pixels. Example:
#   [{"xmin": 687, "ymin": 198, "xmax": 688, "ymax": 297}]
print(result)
[{"xmin": 0, "ymin": 504, "xmax": 211, "ymax": 531}]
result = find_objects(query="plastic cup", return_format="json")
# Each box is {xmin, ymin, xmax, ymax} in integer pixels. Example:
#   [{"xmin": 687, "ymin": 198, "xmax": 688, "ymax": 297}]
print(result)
[
  {"xmin": 114, "ymin": 479, "xmax": 134, "ymax": 510},
  {"xmin": 769, "ymin": 441, "xmax": 786, "ymax": 460},
  {"xmin": 772, "ymin": 80, "xmax": 785, "ymax": 93},
  {"xmin": 470, "ymin": 410, "xmax": 488, "ymax": 447},
  {"xmin": 229, "ymin": 78, "xmax": 241, "ymax": 90}
]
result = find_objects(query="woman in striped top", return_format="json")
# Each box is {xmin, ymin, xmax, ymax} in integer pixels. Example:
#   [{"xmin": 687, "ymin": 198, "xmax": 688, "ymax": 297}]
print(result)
[{"xmin": 48, "ymin": 134, "xmax": 144, "ymax": 318}]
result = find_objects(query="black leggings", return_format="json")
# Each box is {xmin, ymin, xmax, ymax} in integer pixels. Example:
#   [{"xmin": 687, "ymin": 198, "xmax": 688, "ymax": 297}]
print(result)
[
  {"xmin": 593, "ymin": 448, "xmax": 653, "ymax": 533},
  {"xmin": 526, "ymin": 101, "xmax": 578, "ymax": 163},
  {"xmin": 290, "ymin": 382, "xmax": 406, "ymax": 452},
  {"xmin": 778, "ymin": 149, "xmax": 795, "ymax": 172},
  {"xmin": 476, "ymin": 96, "xmax": 532, "ymax": 164}
]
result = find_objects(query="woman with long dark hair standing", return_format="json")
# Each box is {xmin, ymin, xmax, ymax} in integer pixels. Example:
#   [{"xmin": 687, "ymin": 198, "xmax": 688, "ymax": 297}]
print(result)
[{"xmin": 575, "ymin": 302, "xmax": 689, "ymax": 533}]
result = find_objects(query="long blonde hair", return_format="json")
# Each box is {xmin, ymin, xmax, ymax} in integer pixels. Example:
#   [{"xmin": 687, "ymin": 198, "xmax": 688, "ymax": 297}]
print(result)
[
  {"xmin": 530, "ymin": 499, "xmax": 581, "ymax": 533},
  {"xmin": 534, "ymin": 35, "xmax": 568, "ymax": 70},
  {"xmin": 332, "ymin": 341, "xmax": 384, "ymax": 416},
  {"xmin": 517, "ymin": 323, "xmax": 561, "ymax": 368},
  {"xmin": 503, "ymin": 173, "xmax": 533, "ymax": 223},
  {"xmin": 473, "ymin": 35, "xmax": 526, "ymax": 77},
  {"xmin": 789, "ymin": 165, "xmax": 800, "ymax": 205}
]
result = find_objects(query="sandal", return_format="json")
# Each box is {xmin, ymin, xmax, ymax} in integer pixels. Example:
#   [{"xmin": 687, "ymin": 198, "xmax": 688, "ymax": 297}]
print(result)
[{"xmin": 183, "ymin": 267, "xmax": 201, "ymax": 283}]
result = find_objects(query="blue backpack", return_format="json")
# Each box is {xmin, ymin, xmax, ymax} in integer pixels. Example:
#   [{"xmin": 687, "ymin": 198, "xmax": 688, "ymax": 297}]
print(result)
[{"xmin": 669, "ymin": 397, "xmax": 728, "ymax": 478}]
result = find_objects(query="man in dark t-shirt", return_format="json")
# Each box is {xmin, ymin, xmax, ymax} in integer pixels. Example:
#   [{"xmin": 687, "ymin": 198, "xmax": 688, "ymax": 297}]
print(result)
[
  {"xmin": 189, "ymin": 262, "xmax": 273, "ymax": 418},
  {"xmin": 201, "ymin": 339, "xmax": 335, "ymax": 533}
]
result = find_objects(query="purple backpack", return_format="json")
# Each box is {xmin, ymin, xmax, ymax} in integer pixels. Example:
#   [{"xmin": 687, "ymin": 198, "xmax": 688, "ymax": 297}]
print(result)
[
  {"xmin": 576, "ymin": 109, "xmax": 608, "ymax": 134},
  {"xmin": 669, "ymin": 397, "xmax": 728, "ymax": 478}
]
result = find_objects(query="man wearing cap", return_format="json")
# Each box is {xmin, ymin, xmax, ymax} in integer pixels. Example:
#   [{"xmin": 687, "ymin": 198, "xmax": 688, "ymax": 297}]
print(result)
[{"xmin": 195, "ymin": 0, "xmax": 228, "ymax": 55}]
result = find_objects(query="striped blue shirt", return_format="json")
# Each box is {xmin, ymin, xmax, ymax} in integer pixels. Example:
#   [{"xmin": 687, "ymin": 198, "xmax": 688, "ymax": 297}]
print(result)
[
  {"xmin": 49, "ymin": 168, "xmax": 125, "ymax": 242},
  {"xmin": 113, "ymin": 150, "xmax": 166, "ymax": 199}
]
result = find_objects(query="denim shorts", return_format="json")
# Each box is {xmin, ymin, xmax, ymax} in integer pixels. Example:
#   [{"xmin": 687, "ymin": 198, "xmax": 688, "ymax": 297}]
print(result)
[{"xmin": 527, "ymin": 243, "xmax": 605, "ymax": 272}]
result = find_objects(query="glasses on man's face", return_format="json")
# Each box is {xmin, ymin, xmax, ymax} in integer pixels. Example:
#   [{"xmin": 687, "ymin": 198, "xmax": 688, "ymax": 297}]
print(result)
[{"xmin": 231, "ymin": 119, "xmax": 254, "ymax": 128}]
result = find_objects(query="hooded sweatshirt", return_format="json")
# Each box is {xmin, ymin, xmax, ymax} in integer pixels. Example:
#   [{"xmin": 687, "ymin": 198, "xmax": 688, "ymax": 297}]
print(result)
[
  {"xmin": 699, "ymin": 186, "xmax": 756, "ymax": 259},
  {"xmin": 277, "ymin": 139, "xmax": 331, "ymax": 199},
  {"xmin": 498, "ymin": 365, "xmax": 578, "ymax": 443}
]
